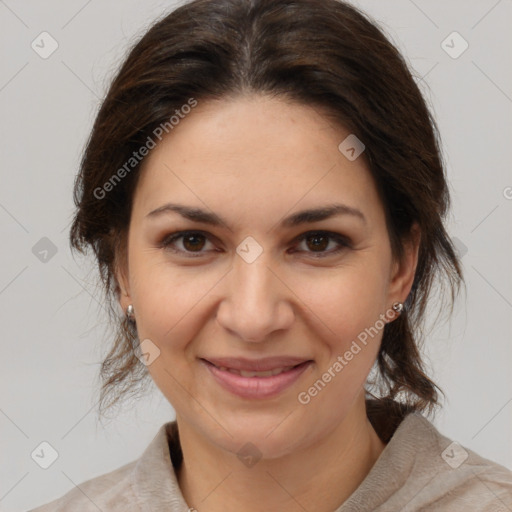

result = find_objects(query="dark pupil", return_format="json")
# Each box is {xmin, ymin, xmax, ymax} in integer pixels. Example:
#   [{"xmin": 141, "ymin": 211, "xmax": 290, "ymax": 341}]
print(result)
[
  {"xmin": 183, "ymin": 234, "xmax": 205, "ymax": 251},
  {"xmin": 307, "ymin": 234, "xmax": 328, "ymax": 251},
  {"xmin": 182, "ymin": 234, "xmax": 328, "ymax": 252}
]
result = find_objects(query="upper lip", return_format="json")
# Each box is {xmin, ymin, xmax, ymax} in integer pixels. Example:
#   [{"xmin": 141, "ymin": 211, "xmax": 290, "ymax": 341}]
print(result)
[{"xmin": 201, "ymin": 356, "xmax": 312, "ymax": 372}]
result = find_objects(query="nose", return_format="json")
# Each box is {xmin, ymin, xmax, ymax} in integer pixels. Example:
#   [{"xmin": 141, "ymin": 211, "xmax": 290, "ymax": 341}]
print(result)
[{"xmin": 215, "ymin": 250, "xmax": 295, "ymax": 343}]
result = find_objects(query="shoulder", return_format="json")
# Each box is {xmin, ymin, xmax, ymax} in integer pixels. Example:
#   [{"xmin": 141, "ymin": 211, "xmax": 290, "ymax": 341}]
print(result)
[
  {"xmin": 27, "ymin": 421, "xmax": 185, "ymax": 512},
  {"xmin": 353, "ymin": 402, "xmax": 512, "ymax": 511},
  {"xmin": 27, "ymin": 460, "xmax": 139, "ymax": 512},
  {"xmin": 395, "ymin": 412, "xmax": 512, "ymax": 511}
]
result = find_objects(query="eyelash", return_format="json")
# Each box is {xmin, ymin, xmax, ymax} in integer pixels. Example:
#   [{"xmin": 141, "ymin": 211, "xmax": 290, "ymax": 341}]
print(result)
[{"xmin": 159, "ymin": 230, "xmax": 351, "ymax": 259}]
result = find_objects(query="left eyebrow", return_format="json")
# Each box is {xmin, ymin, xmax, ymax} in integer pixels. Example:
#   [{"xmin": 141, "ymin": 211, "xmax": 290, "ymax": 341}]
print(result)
[{"xmin": 145, "ymin": 202, "xmax": 367, "ymax": 229}]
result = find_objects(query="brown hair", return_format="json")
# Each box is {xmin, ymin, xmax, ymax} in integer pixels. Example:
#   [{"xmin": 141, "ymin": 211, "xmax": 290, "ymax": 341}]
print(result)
[{"xmin": 70, "ymin": 0, "xmax": 464, "ymax": 421}]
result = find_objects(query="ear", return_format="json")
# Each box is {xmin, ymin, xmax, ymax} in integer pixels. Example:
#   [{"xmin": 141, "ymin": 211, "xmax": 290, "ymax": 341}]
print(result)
[
  {"xmin": 387, "ymin": 222, "xmax": 421, "ymax": 310},
  {"xmin": 114, "ymin": 249, "xmax": 132, "ymax": 314}
]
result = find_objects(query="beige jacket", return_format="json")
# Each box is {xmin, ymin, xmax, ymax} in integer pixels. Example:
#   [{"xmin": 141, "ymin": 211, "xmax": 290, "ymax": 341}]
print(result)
[{"xmin": 28, "ymin": 411, "xmax": 512, "ymax": 511}]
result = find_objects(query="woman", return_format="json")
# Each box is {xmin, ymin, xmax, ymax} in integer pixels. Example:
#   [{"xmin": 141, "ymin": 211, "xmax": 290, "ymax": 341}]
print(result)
[{"xmin": 30, "ymin": 0, "xmax": 512, "ymax": 510}]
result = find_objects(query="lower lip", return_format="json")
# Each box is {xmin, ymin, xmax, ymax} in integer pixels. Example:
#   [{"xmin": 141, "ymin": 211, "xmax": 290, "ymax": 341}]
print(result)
[{"xmin": 201, "ymin": 359, "xmax": 313, "ymax": 399}]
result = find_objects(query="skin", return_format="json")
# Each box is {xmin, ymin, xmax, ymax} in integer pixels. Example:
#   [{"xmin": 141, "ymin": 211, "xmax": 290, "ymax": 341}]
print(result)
[{"xmin": 116, "ymin": 94, "xmax": 420, "ymax": 512}]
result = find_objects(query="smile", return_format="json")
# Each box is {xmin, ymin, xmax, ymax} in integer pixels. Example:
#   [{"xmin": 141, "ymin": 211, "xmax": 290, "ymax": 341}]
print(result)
[
  {"xmin": 213, "ymin": 365, "xmax": 298, "ymax": 377},
  {"xmin": 200, "ymin": 359, "xmax": 313, "ymax": 399}
]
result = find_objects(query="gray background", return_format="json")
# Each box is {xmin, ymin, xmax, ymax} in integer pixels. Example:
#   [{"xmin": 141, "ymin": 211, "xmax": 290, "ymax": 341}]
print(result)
[{"xmin": 1, "ymin": 0, "xmax": 511, "ymax": 510}]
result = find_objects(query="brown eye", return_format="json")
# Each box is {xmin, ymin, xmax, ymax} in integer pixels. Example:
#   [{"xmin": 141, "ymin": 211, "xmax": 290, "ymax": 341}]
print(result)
[
  {"xmin": 305, "ymin": 233, "xmax": 330, "ymax": 252},
  {"xmin": 293, "ymin": 231, "xmax": 351, "ymax": 258},
  {"xmin": 159, "ymin": 229, "xmax": 350, "ymax": 259},
  {"xmin": 182, "ymin": 233, "xmax": 206, "ymax": 252},
  {"xmin": 160, "ymin": 231, "xmax": 215, "ymax": 257}
]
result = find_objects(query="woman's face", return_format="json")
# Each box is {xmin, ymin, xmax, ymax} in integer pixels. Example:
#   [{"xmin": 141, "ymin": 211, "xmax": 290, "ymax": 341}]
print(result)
[{"xmin": 117, "ymin": 95, "xmax": 418, "ymax": 458}]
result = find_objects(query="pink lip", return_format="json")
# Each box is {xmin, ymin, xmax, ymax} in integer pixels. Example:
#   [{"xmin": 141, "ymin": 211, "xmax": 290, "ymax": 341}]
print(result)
[
  {"xmin": 200, "ymin": 359, "xmax": 313, "ymax": 399},
  {"xmin": 201, "ymin": 356, "xmax": 310, "ymax": 372}
]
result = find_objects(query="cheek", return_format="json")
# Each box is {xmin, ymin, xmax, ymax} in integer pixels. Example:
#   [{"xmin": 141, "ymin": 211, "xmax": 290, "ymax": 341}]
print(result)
[
  {"xmin": 290, "ymin": 260, "xmax": 389, "ymax": 341},
  {"xmin": 130, "ymin": 258, "xmax": 221, "ymax": 349},
  {"xmin": 129, "ymin": 263, "xmax": 216, "ymax": 402},
  {"xmin": 132, "ymin": 251, "xmax": 389, "ymax": 345}
]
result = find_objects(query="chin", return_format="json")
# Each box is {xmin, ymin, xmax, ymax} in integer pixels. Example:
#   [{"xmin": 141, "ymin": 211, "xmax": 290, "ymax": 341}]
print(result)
[{"xmin": 206, "ymin": 411, "xmax": 311, "ymax": 461}]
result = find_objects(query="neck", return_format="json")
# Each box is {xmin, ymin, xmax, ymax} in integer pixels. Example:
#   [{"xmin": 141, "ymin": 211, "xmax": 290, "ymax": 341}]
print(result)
[{"xmin": 175, "ymin": 396, "xmax": 387, "ymax": 512}]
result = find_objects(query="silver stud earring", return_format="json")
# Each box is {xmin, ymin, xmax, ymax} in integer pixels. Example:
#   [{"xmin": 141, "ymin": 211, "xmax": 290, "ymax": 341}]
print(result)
[
  {"xmin": 392, "ymin": 302, "xmax": 404, "ymax": 314},
  {"xmin": 126, "ymin": 304, "xmax": 135, "ymax": 322}
]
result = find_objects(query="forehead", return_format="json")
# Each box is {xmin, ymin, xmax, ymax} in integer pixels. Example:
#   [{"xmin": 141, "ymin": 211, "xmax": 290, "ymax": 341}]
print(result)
[{"xmin": 132, "ymin": 95, "xmax": 383, "ymax": 230}]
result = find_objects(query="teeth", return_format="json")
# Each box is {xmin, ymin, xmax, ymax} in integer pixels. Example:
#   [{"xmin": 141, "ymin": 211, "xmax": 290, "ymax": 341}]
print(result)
[{"xmin": 217, "ymin": 365, "xmax": 296, "ymax": 377}]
